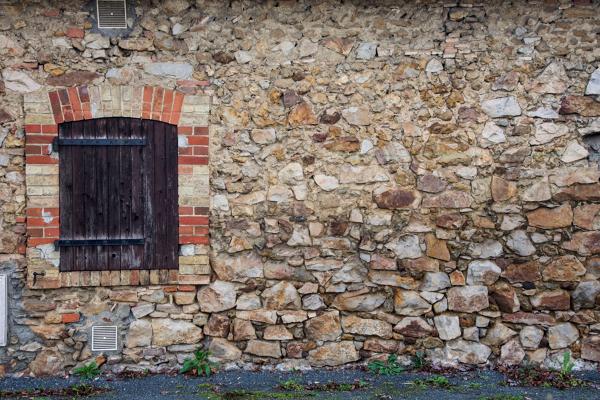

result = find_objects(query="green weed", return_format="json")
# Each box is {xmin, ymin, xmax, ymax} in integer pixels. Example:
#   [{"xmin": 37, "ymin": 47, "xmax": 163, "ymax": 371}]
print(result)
[
  {"xmin": 367, "ymin": 354, "xmax": 403, "ymax": 375},
  {"xmin": 180, "ymin": 348, "xmax": 218, "ymax": 377},
  {"xmin": 73, "ymin": 361, "xmax": 101, "ymax": 380}
]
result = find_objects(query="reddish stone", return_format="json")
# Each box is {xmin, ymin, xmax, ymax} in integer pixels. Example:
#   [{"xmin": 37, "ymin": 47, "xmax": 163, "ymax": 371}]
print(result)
[
  {"xmin": 501, "ymin": 260, "xmax": 541, "ymax": 283},
  {"xmin": 370, "ymin": 254, "xmax": 397, "ymax": 270},
  {"xmin": 491, "ymin": 176, "xmax": 517, "ymax": 202},
  {"xmin": 401, "ymin": 257, "xmax": 440, "ymax": 275},
  {"xmin": 417, "ymin": 174, "xmax": 447, "ymax": 193},
  {"xmin": 374, "ymin": 188, "xmax": 420, "ymax": 209},
  {"xmin": 542, "ymin": 255, "xmax": 586, "ymax": 282},
  {"xmin": 553, "ymin": 184, "xmax": 600, "ymax": 202},
  {"xmin": 502, "ymin": 312, "xmax": 556, "ymax": 326},
  {"xmin": 574, "ymin": 204, "xmax": 600, "ymax": 230},
  {"xmin": 66, "ymin": 27, "xmax": 84, "ymax": 38},
  {"xmin": 562, "ymin": 231, "xmax": 600, "ymax": 255},
  {"xmin": 324, "ymin": 136, "xmax": 360, "ymax": 152},
  {"xmin": 0, "ymin": 109, "xmax": 13, "ymax": 123},
  {"xmin": 435, "ymin": 212, "xmax": 467, "ymax": 229},
  {"xmin": 61, "ymin": 313, "xmax": 80, "ymax": 323},
  {"xmin": 491, "ymin": 282, "xmax": 520, "ymax": 313},
  {"xmin": 559, "ymin": 95, "xmax": 600, "ymax": 117},
  {"xmin": 530, "ymin": 290, "xmax": 570, "ymax": 311},
  {"xmin": 46, "ymin": 71, "xmax": 101, "ymax": 87}
]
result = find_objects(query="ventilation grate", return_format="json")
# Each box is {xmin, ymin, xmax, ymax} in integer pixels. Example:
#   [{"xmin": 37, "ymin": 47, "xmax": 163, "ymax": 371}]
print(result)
[
  {"xmin": 91, "ymin": 326, "xmax": 118, "ymax": 351},
  {"xmin": 0, "ymin": 274, "xmax": 6, "ymax": 347},
  {"xmin": 96, "ymin": 0, "xmax": 128, "ymax": 29}
]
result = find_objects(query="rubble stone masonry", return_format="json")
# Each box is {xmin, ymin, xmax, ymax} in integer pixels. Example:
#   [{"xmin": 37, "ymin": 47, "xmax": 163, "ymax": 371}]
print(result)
[{"xmin": 0, "ymin": 0, "xmax": 599, "ymax": 376}]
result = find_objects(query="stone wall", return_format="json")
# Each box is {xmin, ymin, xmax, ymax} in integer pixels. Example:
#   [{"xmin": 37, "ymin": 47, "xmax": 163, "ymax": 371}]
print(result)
[{"xmin": 0, "ymin": 0, "xmax": 600, "ymax": 376}]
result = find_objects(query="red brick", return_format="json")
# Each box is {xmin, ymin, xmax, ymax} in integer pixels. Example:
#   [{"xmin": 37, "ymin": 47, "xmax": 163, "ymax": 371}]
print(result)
[
  {"xmin": 170, "ymin": 112, "xmax": 181, "ymax": 125},
  {"xmin": 179, "ymin": 226, "xmax": 194, "ymax": 234},
  {"xmin": 61, "ymin": 313, "xmax": 80, "ymax": 323},
  {"xmin": 26, "ymin": 155, "xmax": 58, "ymax": 164},
  {"xmin": 163, "ymin": 285, "xmax": 178, "ymax": 293},
  {"xmin": 27, "ymin": 208, "xmax": 59, "ymax": 217},
  {"xmin": 194, "ymin": 227, "xmax": 209, "ymax": 235},
  {"xmin": 25, "ymin": 124, "xmax": 42, "ymax": 133},
  {"xmin": 44, "ymin": 227, "xmax": 60, "ymax": 237},
  {"xmin": 48, "ymin": 91, "xmax": 63, "ymax": 122},
  {"xmin": 179, "ymin": 216, "xmax": 209, "ymax": 225},
  {"xmin": 173, "ymin": 92, "xmax": 185, "ymax": 113},
  {"xmin": 25, "ymin": 145, "xmax": 42, "ymax": 155},
  {"xmin": 177, "ymin": 126, "xmax": 193, "ymax": 135},
  {"xmin": 193, "ymin": 146, "xmax": 208, "ymax": 155},
  {"xmin": 27, "ymin": 217, "xmax": 59, "ymax": 227},
  {"xmin": 187, "ymin": 136, "xmax": 209, "ymax": 145},
  {"xmin": 27, "ymin": 228, "xmax": 44, "ymax": 237},
  {"xmin": 178, "ymin": 147, "xmax": 192, "ymax": 156},
  {"xmin": 78, "ymin": 86, "xmax": 90, "ymax": 103},
  {"xmin": 194, "ymin": 207, "xmax": 209, "ymax": 215},
  {"xmin": 177, "ymin": 285, "xmax": 196, "ymax": 292},
  {"xmin": 178, "ymin": 206, "xmax": 194, "ymax": 215},
  {"xmin": 193, "ymin": 126, "xmax": 208, "ymax": 135},
  {"xmin": 152, "ymin": 87, "xmax": 164, "ymax": 120},
  {"xmin": 68, "ymin": 87, "xmax": 81, "ymax": 110},
  {"xmin": 15, "ymin": 216, "xmax": 26, "ymax": 223},
  {"xmin": 179, "ymin": 236, "xmax": 209, "ymax": 245},
  {"xmin": 28, "ymin": 238, "xmax": 56, "ymax": 246},
  {"xmin": 41, "ymin": 125, "xmax": 58, "ymax": 134},
  {"xmin": 27, "ymin": 135, "xmax": 54, "ymax": 144},
  {"xmin": 178, "ymin": 165, "xmax": 193, "ymax": 174},
  {"xmin": 178, "ymin": 156, "xmax": 208, "ymax": 165}
]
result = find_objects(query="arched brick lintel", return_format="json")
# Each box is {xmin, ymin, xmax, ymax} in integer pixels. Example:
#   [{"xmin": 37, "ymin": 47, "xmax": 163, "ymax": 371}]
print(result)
[{"xmin": 24, "ymin": 85, "xmax": 211, "ymax": 289}]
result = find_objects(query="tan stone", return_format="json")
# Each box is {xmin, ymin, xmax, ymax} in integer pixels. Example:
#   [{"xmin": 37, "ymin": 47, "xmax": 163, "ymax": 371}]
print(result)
[
  {"xmin": 232, "ymin": 318, "xmax": 256, "ymax": 341},
  {"xmin": 305, "ymin": 311, "xmax": 341, "ymax": 341},
  {"xmin": 491, "ymin": 176, "xmax": 517, "ymax": 202},
  {"xmin": 152, "ymin": 319, "xmax": 203, "ymax": 346},
  {"xmin": 574, "ymin": 204, "xmax": 600, "ymax": 230},
  {"xmin": 209, "ymin": 338, "xmax": 242, "ymax": 362},
  {"xmin": 342, "ymin": 315, "xmax": 393, "ymax": 339},
  {"xmin": 542, "ymin": 255, "xmax": 586, "ymax": 282},
  {"xmin": 262, "ymin": 281, "xmax": 302, "ymax": 310},
  {"xmin": 29, "ymin": 349, "xmax": 64, "ymax": 376},
  {"xmin": 288, "ymin": 102, "xmax": 317, "ymax": 126},
  {"xmin": 308, "ymin": 341, "xmax": 359, "ymax": 366},
  {"xmin": 263, "ymin": 325, "xmax": 293, "ymax": 341},
  {"xmin": 425, "ymin": 234, "xmax": 451, "ymax": 261},
  {"xmin": 526, "ymin": 204, "xmax": 573, "ymax": 229},
  {"xmin": 245, "ymin": 340, "xmax": 282, "ymax": 358}
]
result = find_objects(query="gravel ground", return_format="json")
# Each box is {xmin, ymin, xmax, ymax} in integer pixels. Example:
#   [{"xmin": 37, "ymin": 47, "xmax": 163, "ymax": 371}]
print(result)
[{"xmin": 1, "ymin": 369, "xmax": 599, "ymax": 399}]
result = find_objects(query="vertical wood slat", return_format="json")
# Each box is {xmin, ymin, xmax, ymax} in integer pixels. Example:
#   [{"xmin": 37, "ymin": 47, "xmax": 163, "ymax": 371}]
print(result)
[
  {"xmin": 58, "ymin": 117, "xmax": 179, "ymax": 272},
  {"xmin": 107, "ymin": 118, "xmax": 121, "ymax": 271},
  {"xmin": 96, "ymin": 118, "xmax": 109, "ymax": 270},
  {"xmin": 165, "ymin": 123, "xmax": 179, "ymax": 269},
  {"xmin": 59, "ymin": 123, "xmax": 74, "ymax": 271},
  {"xmin": 143, "ymin": 119, "xmax": 156, "ymax": 270},
  {"xmin": 83, "ymin": 119, "xmax": 97, "ymax": 271}
]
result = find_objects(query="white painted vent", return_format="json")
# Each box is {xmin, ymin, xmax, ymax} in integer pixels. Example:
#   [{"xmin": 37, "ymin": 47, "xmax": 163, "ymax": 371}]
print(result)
[
  {"xmin": 91, "ymin": 326, "xmax": 118, "ymax": 351},
  {"xmin": 0, "ymin": 274, "xmax": 6, "ymax": 347},
  {"xmin": 96, "ymin": 0, "xmax": 128, "ymax": 29}
]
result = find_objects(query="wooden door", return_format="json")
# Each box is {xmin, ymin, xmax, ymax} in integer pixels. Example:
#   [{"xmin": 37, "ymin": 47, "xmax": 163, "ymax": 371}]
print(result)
[{"xmin": 57, "ymin": 117, "xmax": 179, "ymax": 271}]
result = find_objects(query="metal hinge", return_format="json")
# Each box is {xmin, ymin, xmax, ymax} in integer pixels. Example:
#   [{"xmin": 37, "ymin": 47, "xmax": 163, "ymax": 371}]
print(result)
[
  {"xmin": 52, "ymin": 137, "xmax": 146, "ymax": 152},
  {"xmin": 54, "ymin": 238, "xmax": 145, "ymax": 249}
]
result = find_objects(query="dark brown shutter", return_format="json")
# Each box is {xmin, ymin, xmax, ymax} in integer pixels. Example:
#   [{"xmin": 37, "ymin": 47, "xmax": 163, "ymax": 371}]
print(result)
[{"xmin": 57, "ymin": 117, "xmax": 178, "ymax": 271}]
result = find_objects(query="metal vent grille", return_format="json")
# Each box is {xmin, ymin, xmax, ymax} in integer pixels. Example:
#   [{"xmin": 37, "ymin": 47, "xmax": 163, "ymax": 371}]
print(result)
[
  {"xmin": 0, "ymin": 274, "xmax": 7, "ymax": 347},
  {"xmin": 91, "ymin": 326, "xmax": 118, "ymax": 351},
  {"xmin": 96, "ymin": 0, "xmax": 127, "ymax": 29}
]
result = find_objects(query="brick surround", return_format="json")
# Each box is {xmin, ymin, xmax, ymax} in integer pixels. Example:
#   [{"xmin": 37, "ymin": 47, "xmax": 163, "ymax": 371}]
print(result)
[{"xmin": 24, "ymin": 85, "xmax": 211, "ymax": 289}]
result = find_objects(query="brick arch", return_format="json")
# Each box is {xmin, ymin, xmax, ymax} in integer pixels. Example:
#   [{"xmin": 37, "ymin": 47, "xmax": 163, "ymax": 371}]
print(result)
[{"xmin": 24, "ymin": 85, "xmax": 211, "ymax": 289}]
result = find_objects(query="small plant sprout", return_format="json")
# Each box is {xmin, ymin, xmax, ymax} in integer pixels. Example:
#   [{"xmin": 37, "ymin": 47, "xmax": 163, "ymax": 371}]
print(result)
[
  {"xmin": 73, "ymin": 361, "xmax": 101, "ymax": 380},
  {"xmin": 367, "ymin": 354, "xmax": 404, "ymax": 375},
  {"xmin": 560, "ymin": 351, "xmax": 575, "ymax": 377},
  {"xmin": 180, "ymin": 349, "xmax": 218, "ymax": 377}
]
